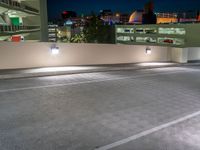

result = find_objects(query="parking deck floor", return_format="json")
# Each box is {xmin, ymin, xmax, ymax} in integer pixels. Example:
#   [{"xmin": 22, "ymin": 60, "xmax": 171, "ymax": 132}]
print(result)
[{"xmin": 0, "ymin": 65, "xmax": 200, "ymax": 150}]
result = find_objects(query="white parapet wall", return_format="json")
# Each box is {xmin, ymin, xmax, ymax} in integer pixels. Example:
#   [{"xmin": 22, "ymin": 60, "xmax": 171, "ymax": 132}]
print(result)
[
  {"xmin": 188, "ymin": 47, "xmax": 200, "ymax": 62},
  {"xmin": 0, "ymin": 42, "xmax": 171, "ymax": 70},
  {"xmin": 170, "ymin": 47, "xmax": 200, "ymax": 63},
  {"xmin": 170, "ymin": 47, "xmax": 189, "ymax": 63}
]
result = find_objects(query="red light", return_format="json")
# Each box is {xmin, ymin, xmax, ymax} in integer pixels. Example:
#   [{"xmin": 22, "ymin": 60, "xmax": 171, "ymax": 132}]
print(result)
[{"xmin": 63, "ymin": 11, "xmax": 68, "ymax": 15}]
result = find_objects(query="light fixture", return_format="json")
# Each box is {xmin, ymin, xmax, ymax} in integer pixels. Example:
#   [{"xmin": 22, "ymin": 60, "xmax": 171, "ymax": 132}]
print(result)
[
  {"xmin": 146, "ymin": 47, "xmax": 152, "ymax": 55},
  {"xmin": 51, "ymin": 44, "xmax": 60, "ymax": 55}
]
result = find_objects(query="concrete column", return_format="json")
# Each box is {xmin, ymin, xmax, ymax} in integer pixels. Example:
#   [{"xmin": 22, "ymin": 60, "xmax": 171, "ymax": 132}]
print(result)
[
  {"xmin": 170, "ymin": 47, "xmax": 188, "ymax": 63},
  {"xmin": 188, "ymin": 47, "xmax": 200, "ymax": 62},
  {"xmin": 39, "ymin": 0, "xmax": 48, "ymax": 42},
  {"xmin": 2, "ymin": 13, "xmax": 12, "ymax": 25}
]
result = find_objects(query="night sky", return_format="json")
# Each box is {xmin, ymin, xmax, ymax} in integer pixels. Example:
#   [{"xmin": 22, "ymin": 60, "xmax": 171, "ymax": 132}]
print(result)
[{"xmin": 47, "ymin": 0, "xmax": 200, "ymax": 20}]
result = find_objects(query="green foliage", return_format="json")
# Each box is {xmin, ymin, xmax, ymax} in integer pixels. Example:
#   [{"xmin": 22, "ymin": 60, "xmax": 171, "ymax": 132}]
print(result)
[
  {"xmin": 58, "ymin": 32, "xmax": 86, "ymax": 43},
  {"xmin": 58, "ymin": 13, "xmax": 115, "ymax": 44},
  {"xmin": 83, "ymin": 14, "xmax": 100, "ymax": 43},
  {"xmin": 83, "ymin": 14, "xmax": 115, "ymax": 44},
  {"xmin": 70, "ymin": 33, "xmax": 86, "ymax": 43}
]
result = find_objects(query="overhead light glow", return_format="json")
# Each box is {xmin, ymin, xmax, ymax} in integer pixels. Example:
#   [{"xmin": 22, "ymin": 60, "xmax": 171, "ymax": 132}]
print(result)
[{"xmin": 51, "ymin": 47, "xmax": 59, "ymax": 55}]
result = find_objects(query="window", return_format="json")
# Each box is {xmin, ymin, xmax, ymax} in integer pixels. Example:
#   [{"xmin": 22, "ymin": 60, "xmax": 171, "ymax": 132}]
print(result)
[
  {"xmin": 158, "ymin": 37, "xmax": 184, "ymax": 45},
  {"xmin": 116, "ymin": 28, "xmax": 134, "ymax": 33},
  {"xmin": 136, "ymin": 37, "xmax": 157, "ymax": 43},
  {"xmin": 117, "ymin": 36, "xmax": 134, "ymax": 42},
  {"xmin": 136, "ymin": 28, "xmax": 157, "ymax": 34},
  {"xmin": 158, "ymin": 28, "xmax": 186, "ymax": 35}
]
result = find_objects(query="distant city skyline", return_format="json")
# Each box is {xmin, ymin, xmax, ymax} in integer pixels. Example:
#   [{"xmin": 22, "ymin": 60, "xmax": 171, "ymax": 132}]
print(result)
[{"xmin": 47, "ymin": 0, "xmax": 200, "ymax": 20}]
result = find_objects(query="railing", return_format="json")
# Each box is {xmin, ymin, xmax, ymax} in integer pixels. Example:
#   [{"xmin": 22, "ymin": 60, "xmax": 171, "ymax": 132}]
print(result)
[
  {"xmin": 0, "ymin": 25, "xmax": 40, "ymax": 34},
  {"xmin": 0, "ymin": 0, "xmax": 39, "ymax": 14}
]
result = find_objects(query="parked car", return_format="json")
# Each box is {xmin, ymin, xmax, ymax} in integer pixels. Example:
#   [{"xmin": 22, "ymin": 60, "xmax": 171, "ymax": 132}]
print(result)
[
  {"xmin": 145, "ymin": 37, "xmax": 157, "ymax": 43},
  {"xmin": 163, "ymin": 39, "xmax": 173, "ymax": 44}
]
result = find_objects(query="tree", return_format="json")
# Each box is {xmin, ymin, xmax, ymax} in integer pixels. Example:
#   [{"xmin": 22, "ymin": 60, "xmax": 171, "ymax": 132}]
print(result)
[
  {"xmin": 83, "ymin": 13, "xmax": 115, "ymax": 43},
  {"xmin": 70, "ymin": 33, "xmax": 86, "ymax": 43},
  {"xmin": 83, "ymin": 13, "xmax": 101, "ymax": 43}
]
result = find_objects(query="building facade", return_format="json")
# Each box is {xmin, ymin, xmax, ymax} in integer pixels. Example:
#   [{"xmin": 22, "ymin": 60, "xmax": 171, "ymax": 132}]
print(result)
[
  {"xmin": 0, "ymin": 0, "xmax": 48, "ymax": 42},
  {"xmin": 115, "ymin": 23, "xmax": 200, "ymax": 48},
  {"xmin": 48, "ymin": 24, "xmax": 58, "ymax": 42}
]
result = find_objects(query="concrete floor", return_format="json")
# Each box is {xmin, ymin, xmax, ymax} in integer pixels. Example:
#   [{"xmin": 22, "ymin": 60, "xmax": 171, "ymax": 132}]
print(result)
[
  {"xmin": 0, "ymin": 62, "xmax": 178, "ymax": 80},
  {"xmin": 0, "ymin": 66, "xmax": 200, "ymax": 150}
]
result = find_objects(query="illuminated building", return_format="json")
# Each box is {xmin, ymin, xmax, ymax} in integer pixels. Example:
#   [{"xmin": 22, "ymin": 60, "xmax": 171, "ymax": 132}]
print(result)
[
  {"xmin": 100, "ymin": 10, "xmax": 112, "ymax": 16},
  {"xmin": 177, "ymin": 11, "xmax": 197, "ymax": 23},
  {"xmin": 156, "ymin": 13, "xmax": 178, "ymax": 23},
  {"xmin": 119, "ymin": 14, "xmax": 130, "ymax": 24},
  {"xmin": 129, "ymin": 11, "xmax": 178, "ymax": 24},
  {"xmin": 129, "ymin": 10, "xmax": 143, "ymax": 24},
  {"xmin": 100, "ymin": 10, "xmax": 129, "ymax": 24},
  {"xmin": 115, "ymin": 23, "xmax": 200, "ymax": 47},
  {"xmin": 100, "ymin": 10, "xmax": 118, "ymax": 24},
  {"xmin": 100, "ymin": 14, "xmax": 120, "ymax": 24},
  {"xmin": 0, "ymin": 0, "xmax": 48, "ymax": 42},
  {"xmin": 128, "ymin": 1, "xmax": 177, "ymax": 24}
]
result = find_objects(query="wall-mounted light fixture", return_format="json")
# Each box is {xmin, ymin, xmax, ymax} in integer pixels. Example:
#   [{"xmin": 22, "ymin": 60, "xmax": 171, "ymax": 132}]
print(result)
[
  {"xmin": 146, "ymin": 47, "xmax": 152, "ymax": 55},
  {"xmin": 51, "ymin": 44, "xmax": 60, "ymax": 55}
]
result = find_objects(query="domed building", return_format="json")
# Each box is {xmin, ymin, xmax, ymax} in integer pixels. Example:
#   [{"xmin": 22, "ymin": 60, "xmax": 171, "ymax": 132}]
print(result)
[{"xmin": 129, "ymin": 10, "xmax": 143, "ymax": 24}]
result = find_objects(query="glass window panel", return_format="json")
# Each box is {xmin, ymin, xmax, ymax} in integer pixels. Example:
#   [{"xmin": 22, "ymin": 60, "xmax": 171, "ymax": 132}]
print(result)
[
  {"xmin": 116, "ymin": 28, "xmax": 134, "ymax": 33},
  {"xmin": 136, "ymin": 37, "xmax": 157, "ymax": 43},
  {"xmin": 158, "ymin": 28, "xmax": 186, "ymax": 35},
  {"xmin": 116, "ymin": 36, "xmax": 134, "ymax": 42},
  {"xmin": 136, "ymin": 28, "xmax": 157, "ymax": 34}
]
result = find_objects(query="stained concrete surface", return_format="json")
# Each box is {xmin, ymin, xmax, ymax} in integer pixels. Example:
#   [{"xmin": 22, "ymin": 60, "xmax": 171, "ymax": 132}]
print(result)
[{"xmin": 0, "ymin": 66, "xmax": 200, "ymax": 150}]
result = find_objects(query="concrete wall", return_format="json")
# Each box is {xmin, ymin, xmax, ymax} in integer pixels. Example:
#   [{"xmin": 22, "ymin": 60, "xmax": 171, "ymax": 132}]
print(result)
[
  {"xmin": 188, "ymin": 47, "xmax": 200, "ymax": 61},
  {"xmin": 169, "ymin": 47, "xmax": 200, "ymax": 63},
  {"xmin": 185, "ymin": 24, "xmax": 200, "ymax": 47},
  {"xmin": 21, "ymin": 0, "xmax": 48, "ymax": 42},
  {"xmin": 39, "ymin": 0, "xmax": 48, "ymax": 42},
  {"xmin": 0, "ymin": 42, "xmax": 170, "ymax": 70},
  {"xmin": 170, "ymin": 47, "xmax": 188, "ymax": 63}
]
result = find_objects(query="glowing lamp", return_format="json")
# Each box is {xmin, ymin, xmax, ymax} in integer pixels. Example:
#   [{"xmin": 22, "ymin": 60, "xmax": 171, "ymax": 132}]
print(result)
[
  {"xmin": 51, "ymin": 45, "xmax": 60, "ymax": 55},
  {"xmin": 146, "ymin": 47, "xmax": 152, "ymax": 55}
]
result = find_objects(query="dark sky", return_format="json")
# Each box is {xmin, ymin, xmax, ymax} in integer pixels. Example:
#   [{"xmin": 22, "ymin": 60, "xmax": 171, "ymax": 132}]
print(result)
[{"xmin": 47, "ymin": 0, "xmax": 200, "ymax": 20}]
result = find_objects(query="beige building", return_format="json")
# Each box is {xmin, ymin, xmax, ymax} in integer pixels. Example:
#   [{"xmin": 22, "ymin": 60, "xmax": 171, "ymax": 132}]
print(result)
[{"xmin": 0, "ymin": 0, "xmax": 48, "ymax": 42}]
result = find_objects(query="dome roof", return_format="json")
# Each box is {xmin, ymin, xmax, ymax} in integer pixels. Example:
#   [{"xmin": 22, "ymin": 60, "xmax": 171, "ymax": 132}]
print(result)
[{"xmin": 129, "ymin": 10, "xmax": 143, "ymax": 24}]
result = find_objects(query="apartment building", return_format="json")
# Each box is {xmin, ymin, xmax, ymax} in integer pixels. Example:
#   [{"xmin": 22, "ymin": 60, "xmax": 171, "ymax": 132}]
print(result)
[{"xmin": 0, "ymin": 0, "xmax": 48, "ymax": 42}]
